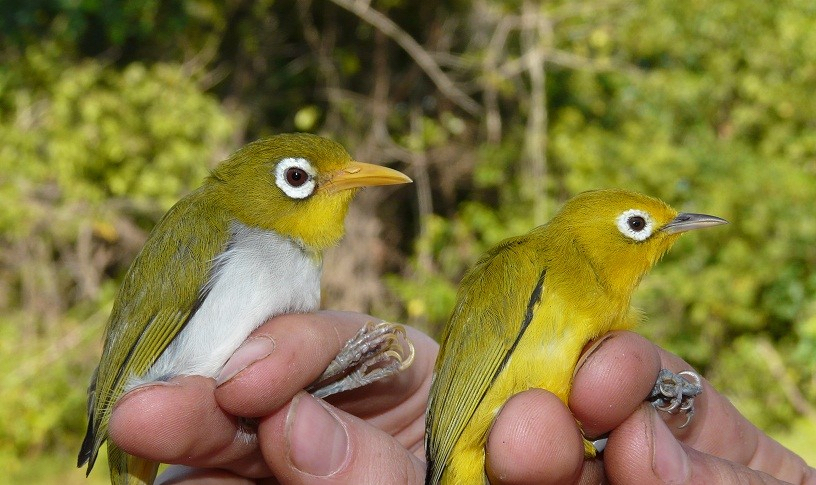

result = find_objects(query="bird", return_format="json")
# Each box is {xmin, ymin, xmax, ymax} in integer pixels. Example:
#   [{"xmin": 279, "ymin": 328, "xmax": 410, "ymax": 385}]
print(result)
[
  {"xmin": 424, "ymin": 189, "xmax": 727, "ymax": 484},
  {"xmin": 77, "ymin": 133, "xmax": 414, "ymax": 485}
]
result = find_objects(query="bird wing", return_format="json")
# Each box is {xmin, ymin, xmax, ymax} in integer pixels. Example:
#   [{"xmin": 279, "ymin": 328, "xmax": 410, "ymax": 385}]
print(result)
[
  {"xmin": 425, "ymin": 235, "xmax": 547, "ymax": 483},
  {"xmin": 78, "ymin": 187, "xmax": 231, "ymax": 470}
]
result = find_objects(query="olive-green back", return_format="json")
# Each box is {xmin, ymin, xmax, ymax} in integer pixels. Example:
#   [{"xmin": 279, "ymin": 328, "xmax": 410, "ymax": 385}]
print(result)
[{"xmin": 78, "ymin": 185, "xmax": 230, "ymax": 474}]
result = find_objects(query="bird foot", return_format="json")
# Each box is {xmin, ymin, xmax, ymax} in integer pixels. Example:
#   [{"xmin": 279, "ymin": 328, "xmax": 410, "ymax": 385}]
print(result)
[
  {"xmin": 648, "ymin": 368, "xmax": 703, "ymax": 428},
  {"xmin": 307, "ymin": 321, "xmax": 415, "ymax": 398}
]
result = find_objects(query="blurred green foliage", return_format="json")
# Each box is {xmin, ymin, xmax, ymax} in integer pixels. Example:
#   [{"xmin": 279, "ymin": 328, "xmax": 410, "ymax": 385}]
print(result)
[
  {"xmin": 0, "ymin": 0, "xmax": 814, "ymax": 481},
  {"xmin": 0, "ymin": 19, "xmax": 236, "ymax": 481}
]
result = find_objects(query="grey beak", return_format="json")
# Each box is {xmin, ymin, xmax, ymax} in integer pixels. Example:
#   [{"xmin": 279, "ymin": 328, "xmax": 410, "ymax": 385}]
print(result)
[{"xmin": 661, "ymin": 212, "xmax": 728, "ymax": 235}]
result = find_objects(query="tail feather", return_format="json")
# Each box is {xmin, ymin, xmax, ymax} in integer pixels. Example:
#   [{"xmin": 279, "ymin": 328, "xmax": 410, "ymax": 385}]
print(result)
[
  {"xmin": 79, "ymin": 367, "xmax": 100, "ymax": 471},
  {"xmin": 78, "ymin": 418, "xmax": 96, "ymax": 469}
]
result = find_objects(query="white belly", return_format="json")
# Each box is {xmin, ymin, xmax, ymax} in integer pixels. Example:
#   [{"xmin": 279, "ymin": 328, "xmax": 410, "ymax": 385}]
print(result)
[{"xmin": 131, "ymin": 222, "xmax": 322, "ymax": 387}]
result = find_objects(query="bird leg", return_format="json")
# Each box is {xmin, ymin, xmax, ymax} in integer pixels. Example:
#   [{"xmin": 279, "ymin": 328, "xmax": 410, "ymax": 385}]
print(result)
[
  {"xmin": 307, "ymin": 321, "xmax": 415, "ymax": 399},
  {"xmin": 648, "ymin": 368, "xmax": 703, "ymax": 428}
]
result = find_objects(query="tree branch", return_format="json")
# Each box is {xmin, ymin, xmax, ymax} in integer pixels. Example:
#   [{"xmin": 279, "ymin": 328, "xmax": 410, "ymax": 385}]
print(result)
[
  {"xmin": 328, "ymin": 0, "xmax": 481, "ymax": 115},
  {"xmin": 522, "ymin": 1, "xmax": 549, "ymax": 226},
  {"xmin": 756, "ymin": 338, "xmax": 816, "ymax": 420}
]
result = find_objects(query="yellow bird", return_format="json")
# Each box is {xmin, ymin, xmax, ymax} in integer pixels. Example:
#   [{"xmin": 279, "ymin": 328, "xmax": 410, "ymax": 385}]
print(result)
[
  {"xmin": 78, "ymin": 134, "xmax": 414, "ymax": 484},
  {"xmin": 425, "ymin": 189, "xmax": 726, "ymax": 484}
]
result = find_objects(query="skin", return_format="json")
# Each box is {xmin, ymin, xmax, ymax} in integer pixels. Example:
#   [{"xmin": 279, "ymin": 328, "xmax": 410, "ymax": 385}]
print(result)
[{"xmin": 107, "ymin": 311, "xmax": 816, "ymax": 485}]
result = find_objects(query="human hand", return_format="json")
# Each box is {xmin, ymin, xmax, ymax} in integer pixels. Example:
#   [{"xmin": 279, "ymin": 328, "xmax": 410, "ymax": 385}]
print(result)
[
  {"xmin": 107, "ymin": 311, "xmax": 436, "ymax": 484},
  {"xmin": 108, "ymin": 316, "xmax": 815, "ymax": 484},
  {"xmin": 486, "ymin": 331, "xmax": 816, "ymax": 484}
]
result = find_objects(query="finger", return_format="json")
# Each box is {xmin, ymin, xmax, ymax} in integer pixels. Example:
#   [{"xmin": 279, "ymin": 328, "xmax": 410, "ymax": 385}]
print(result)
[
  {"xmin": 570, "ymin": 331, "xmax": 662, "ymax": 439},
  {"xmin": 108, "ymin": 376, "xmax": 270, "ymax": 477},
  {"xmin": 215, "ymin": 311, "xmax": 437, "ymax": 441},
  {"xmin": 156, "ymin": 465, "xmax": 256, "ymax": 484},
  {"xmin": 573, "ymin": 332, "xmax": 815, "ymax": 483},
  {"xmin": 258, "ymin": 391, "xmax": 425, "ymax": 484},
  {"xmin": 654, "ymin": 348, "xmax": 815, "ymax": 483},
  {"xmin": 322, "ymin": 322, "xmax": 435, "ymax": 454},
  {"xmin": 605, "ymin": 403, "xmax": 793, "ymax": 485},
  {"xmin": 486, "ymin": 389, "xmax": 603, "ymax": 485},
  {"xmin": 214, "ymin": 311, "xmax": 363, "ymax": 417}
]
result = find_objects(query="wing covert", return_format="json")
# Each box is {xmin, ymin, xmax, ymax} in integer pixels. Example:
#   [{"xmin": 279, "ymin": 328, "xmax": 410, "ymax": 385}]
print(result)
[
  {"xmin": 79, "ymin": 187, "xmax": 230, "ymax": 469},
  {"xmin": 425, "ymin": 235, "xmax": 547, "ymax": 483}
]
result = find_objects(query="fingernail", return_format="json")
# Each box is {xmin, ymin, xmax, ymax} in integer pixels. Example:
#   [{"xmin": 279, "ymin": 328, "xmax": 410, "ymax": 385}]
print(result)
[
  {"xmin": 651, "ymin": 406, "xmax": 690, "ymax": 484},
  {"xmin": 215, "ymin": 336, "xmax": 275, "ymax": 386},
  {"xmin": 574, "ymin": 333, "xmax": 615, "ymax": 375},
  {"xmin": 287, "ymin": 392, "xmax": 349, "ymax": 476}
]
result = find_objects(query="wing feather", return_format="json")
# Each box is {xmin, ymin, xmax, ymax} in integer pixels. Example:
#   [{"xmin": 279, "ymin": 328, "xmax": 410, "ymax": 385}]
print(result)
[
  {"xmin": 425, "ymin": 235, "xmax": 548, "ymax": 483},
  {"xmin": 79, "ymin": 186, "xmax": 230, "ymax": 470}
]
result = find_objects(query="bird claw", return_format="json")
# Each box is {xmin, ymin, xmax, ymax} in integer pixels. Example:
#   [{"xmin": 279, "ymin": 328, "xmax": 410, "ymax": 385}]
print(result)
[
  {"xmin": 648, "ymin": 368, "xmax": 703, "ymax": 428},
  {"xmin": 590, "ymin": 437, "xmax": 608, "ymax": 455},
  {"xmin": 308, "ymin": 321, "xmax": 415, "ymax": 398}
]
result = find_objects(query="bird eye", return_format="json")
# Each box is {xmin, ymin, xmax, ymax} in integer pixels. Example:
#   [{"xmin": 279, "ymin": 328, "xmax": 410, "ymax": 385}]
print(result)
[
  {"xmin": 286, "ymin": 167, "xmax": 308, "ymax": 187},
  {"xmin": 616, "ymin": 209, "xmax": 654, "ymax": 241},
  {"xmin": 275, "ymin": 157, "xmax": 317, "ymax": 199},
  {"xmin": 628, "ymin": 216, "xmax": 646, "ymax": 231}
]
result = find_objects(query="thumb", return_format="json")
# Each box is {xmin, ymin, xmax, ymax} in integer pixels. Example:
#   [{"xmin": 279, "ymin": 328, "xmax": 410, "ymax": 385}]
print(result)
[
  {"xmin": 605, "ymin": 404, "xmax": 790, "ymax": 484},
  {"xmin": 261, "ymin": 391, "xmax": 425, "ymax": 484}
]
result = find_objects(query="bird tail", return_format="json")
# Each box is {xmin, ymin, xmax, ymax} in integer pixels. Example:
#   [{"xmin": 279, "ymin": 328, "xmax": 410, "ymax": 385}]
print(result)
[{"xmin": 108, "ymin": 442, "xmax": 160, "ymax": 485}]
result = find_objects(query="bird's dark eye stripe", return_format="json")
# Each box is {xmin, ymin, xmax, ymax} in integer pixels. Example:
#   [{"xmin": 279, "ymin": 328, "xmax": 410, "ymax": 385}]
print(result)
[{"xmin": 628, "ymin": 216, "xmax": 646, "ymax": 231}]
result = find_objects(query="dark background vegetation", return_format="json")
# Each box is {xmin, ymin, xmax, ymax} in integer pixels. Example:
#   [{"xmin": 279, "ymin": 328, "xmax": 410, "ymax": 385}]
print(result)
[{"xmin": 0, "ymin": 0, "xmax": 814, "ymax": 482}]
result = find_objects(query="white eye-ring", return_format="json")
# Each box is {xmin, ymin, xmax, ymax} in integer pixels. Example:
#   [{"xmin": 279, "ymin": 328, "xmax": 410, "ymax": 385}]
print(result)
[
  {"xmin": 275, "ymin": 157, "xmax": 317, "ymax": 199},
  {"xmin": 616, "ymin": 209, "xmax": 654, "ymax": 241}
]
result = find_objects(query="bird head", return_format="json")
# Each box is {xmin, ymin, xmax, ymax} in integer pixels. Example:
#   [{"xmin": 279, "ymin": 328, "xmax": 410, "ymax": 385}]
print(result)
[
  {"xmin": 551, "ymin": 189, "xmax": 726, "ymax": 299},
  {"xmin": 211, "ymin": 133, "xmax": 411, "ymax": 252}
]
